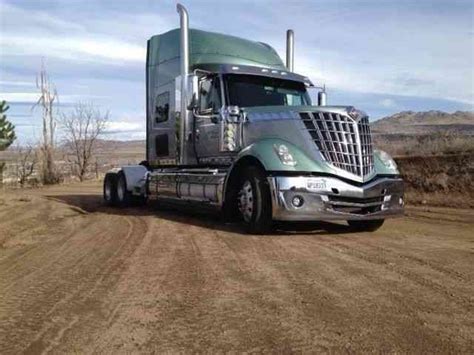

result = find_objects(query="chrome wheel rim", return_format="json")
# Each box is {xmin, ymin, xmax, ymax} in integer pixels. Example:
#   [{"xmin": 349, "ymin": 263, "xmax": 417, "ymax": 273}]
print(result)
[
  {"xmin": 117, "ymin": 178, "xmax": 125, "ymax": 201},
  {"xmin": 238, "ymin": 180, "xmax": 253, "ymax": 223}
]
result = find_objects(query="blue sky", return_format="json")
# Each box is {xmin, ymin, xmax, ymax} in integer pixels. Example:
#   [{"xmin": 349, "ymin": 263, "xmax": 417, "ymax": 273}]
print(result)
[{"xmin": 0, "ymin": 0, "xmax": 473, "ymax": 143}]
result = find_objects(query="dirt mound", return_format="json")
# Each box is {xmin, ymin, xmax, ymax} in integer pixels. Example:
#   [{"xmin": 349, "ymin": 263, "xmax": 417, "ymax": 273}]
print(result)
[{"xmin": 395, "ymin": 153, "xmax": 474, "ymax": 207}]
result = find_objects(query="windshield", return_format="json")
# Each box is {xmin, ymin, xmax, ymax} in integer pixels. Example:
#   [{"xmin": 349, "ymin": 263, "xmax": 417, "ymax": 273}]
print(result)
[{"xmin": 224, "ymin": 74, "xmax": 311, "ymax": 107}]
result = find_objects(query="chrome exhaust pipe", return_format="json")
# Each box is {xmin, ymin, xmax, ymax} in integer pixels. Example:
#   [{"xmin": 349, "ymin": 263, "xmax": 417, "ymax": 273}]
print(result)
[
  {"xmin": 318, "ymin": 89, "xmax": 327, "ymax": 106},
  {"xmin": 286, "ymin": 29, "xmax": 294, "ymax": 72},
  {"xmin": 177, "ymin": 3, "xmax": 189, "ymax": 164}
]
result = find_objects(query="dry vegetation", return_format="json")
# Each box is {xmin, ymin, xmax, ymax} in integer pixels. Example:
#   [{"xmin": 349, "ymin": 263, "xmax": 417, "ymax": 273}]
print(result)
[
  {"xmin": 0, "ymin": 139, "xmax": 145, "ymax": 187},
  {"xmin": 372, "ymin": 110, "xmax": 474, "ymax": 207},
  {"xmin": 373, "ymin": 131, "xmax": 474, "ymax": 157}
]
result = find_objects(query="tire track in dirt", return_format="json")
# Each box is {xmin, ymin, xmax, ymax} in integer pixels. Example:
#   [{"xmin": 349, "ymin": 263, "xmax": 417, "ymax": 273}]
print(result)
[
  {"xmin": 0, "ymin": 185, "xmax": 473, "ymax": 353},
  {"xmin": 267, "ymin": 234, "xmax": 472, "ymax": 353},
  {"xmin": 0, "ymin": 199, "xmax": 149, "ymax": 354},
  {"xmin": 30, "ymin": 214, "xmax": 149, "ymax": 354},
  {"xmin": 324, "ymin": 238, "xmax": 473, "ymax": 307}
]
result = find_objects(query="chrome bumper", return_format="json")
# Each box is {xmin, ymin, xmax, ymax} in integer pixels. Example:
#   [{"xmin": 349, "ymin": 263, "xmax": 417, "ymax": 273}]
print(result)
[{"xmin": 268, "ymin": 175, "xmax": 404, "ymax": 221}]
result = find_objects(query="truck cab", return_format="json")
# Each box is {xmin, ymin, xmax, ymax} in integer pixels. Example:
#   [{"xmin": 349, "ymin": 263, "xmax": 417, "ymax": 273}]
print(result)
[{"xmin": 103, "ymin": 3, "xmax": 404, "ymax": 234}]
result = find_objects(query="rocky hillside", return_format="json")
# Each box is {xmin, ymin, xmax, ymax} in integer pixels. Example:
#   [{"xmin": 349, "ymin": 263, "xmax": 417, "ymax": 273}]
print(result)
[{"xmin": 371, "ymin": 110, "xmax": 474, "ymax": 135}]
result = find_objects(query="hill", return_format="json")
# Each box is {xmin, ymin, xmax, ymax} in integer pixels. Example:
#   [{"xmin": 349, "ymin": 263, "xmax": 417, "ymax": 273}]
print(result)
[{"xmin": 371, "ymin": 110, "xmax": 474, "ymax": 135}]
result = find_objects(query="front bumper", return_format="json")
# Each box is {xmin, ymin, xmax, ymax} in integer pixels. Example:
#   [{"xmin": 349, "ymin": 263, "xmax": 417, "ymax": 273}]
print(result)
[{"xmin": 268, "ymin": 175, "xmax": 404, "ymax": 221}]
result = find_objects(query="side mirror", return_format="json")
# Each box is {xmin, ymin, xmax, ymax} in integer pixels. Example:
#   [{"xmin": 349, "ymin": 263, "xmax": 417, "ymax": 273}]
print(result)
[
  {"xmin": 187, "ymin": 74, "xmax": 199, "ymax": 110},
  {"xmin": 227, "ymin": 105, "xmax": 240, "ymax": 117},
  {"xmin": 223, "ymin": 105, "xmax": 246, "ymax": 123}
]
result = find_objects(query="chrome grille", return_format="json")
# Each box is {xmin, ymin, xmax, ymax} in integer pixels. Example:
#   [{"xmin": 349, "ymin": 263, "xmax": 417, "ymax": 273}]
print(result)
[{"xmin": 299, "ymin": 111, "xmax": 374, "ymax": 177}]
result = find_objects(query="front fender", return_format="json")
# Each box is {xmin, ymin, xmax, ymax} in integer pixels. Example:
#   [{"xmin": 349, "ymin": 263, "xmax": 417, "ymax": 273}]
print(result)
[{"xmin": 235, "ymin": 138, "xmax": 332, "ymax": 173}]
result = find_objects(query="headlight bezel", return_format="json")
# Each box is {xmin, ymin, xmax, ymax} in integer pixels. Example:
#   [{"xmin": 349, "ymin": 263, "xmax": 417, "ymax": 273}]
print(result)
[
  {"xmin": 375, "ymin": 149, "xmax": 398, "ymax": 171},
  {"xmin": 273, "ymin": 144, "xmax": 298, "ymax": 167}
]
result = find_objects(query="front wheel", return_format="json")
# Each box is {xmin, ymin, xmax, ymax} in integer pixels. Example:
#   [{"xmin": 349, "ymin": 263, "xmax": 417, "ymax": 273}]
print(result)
[
  {"xmin": 347, "ymin": 219, "xmax": 385, "ymax": 232},
  {"xmin": 237, "ymin": 166, "xmax": 273, "ymax": 234}
]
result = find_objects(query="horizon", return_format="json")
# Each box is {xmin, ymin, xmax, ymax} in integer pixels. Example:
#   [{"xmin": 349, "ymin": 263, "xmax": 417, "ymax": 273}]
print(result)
[{"xmin": 1, "ymin": 0, "xmax": 473, "ymax": 144}]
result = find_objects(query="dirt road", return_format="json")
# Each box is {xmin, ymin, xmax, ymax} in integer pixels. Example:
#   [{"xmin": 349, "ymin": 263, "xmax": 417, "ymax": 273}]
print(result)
[{"xmin": 0, "ymin": 182, "xmax": 473, "ymax": 353}]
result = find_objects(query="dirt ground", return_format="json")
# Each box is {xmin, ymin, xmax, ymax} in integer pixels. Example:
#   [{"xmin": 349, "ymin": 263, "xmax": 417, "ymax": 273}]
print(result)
[{"xmin": 0, "ymin": 182, "xmax": 473, "ymax": 353}]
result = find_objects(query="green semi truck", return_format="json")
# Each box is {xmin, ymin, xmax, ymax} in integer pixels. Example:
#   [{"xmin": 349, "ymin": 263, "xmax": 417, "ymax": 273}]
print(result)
[{"xmin": 103, "ymin": 3, "xmax": 404, "ymax": 234}]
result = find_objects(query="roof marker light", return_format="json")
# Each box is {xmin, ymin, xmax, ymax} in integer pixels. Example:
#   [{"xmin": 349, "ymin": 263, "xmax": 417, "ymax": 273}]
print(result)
[
  {"xmin": 232, "ymin": 66, "xmax": 240, "ymax": 70},
  {"xmin": 281, "ymin": 72, "xmax": 287, "ymax": 75},
  {"xmin": 271, "ymin": 70, "xmax": 278, "ymax": 74},
  {"xmin": 261, "ymin": 68, "xmax": 269, "ymax": 73}
]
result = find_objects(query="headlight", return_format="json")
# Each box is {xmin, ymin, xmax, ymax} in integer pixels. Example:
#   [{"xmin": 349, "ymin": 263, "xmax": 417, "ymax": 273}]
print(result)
[
  {"xmin": 273, "ymin": 144, "xmax": 297, "ymax": 166},
  {"xmin": 376, "ymin": 149, "xmax": 397, "ymax": 170}
]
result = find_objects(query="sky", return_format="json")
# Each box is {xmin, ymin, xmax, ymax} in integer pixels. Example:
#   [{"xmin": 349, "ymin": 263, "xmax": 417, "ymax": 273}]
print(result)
[{"xmin": 0, "ymin": 0, "xmax": 473, "ymax": 143}]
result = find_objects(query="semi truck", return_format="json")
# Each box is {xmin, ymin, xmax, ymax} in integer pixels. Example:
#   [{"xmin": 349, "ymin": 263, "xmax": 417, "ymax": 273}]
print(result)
[{"xmin": 103, "ymin": 3, "xmax": 404, "ymax": 234}]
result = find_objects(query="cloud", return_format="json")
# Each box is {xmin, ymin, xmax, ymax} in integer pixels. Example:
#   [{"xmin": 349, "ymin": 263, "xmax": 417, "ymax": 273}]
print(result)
[
  {"xmin": 0, "ymin": 2, "xmax": 147, "ymax": 64},
  {"xmin": 379, "ymin": 98, "xmax": 397, "ymax": 108},
  {"xmin": 0, "ymin": 3, "xmax": 85, "ymax": 34},
  {"xmin": 1, "ymin": 35, "xmax": 145, "ymax": 64},
  {"xmin": 105, "ymin": 121, "xmax": 145, "ymax": 134},
  {"xmin": 0, "ymin": 80, "xmax": 35, "ymax": 87},
  {"xmin": 0, "ymin": 92, "xmax": 105, "ymax": 104},
  {"xmin": 0, "ymin": 93, "xmax": 40, "ymax": 103},
  {"xmin": 104, "ymin": 120, "xmax": 146, "ymax": 140}
]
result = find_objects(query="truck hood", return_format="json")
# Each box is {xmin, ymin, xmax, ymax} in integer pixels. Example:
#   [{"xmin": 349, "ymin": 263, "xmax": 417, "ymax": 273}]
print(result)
[{"xmin": 244, "ymin": 105, "xmax": 365, "ymax": 122}]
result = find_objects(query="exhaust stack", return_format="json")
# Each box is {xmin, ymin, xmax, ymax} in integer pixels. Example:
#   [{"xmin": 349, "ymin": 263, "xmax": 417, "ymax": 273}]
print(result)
[
  {"xmin": 286, "ymin": 29, "xmax": 294, "ymax": 72},
  {"xmin": 318, "ymin": 90, "xmax": 327, "ymax": 106},
  {"xmin": 176, "ymin": 3, "xmax": 189, "ymax": 164}
]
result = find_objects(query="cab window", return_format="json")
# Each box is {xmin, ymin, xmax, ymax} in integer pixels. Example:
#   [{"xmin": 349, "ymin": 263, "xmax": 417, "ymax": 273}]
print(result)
[
  {"xmin": 199, "ymin": 77, "xmax": 221, "ymax": 114},
  {"xmin": 225, "ymin": 74, "xmax": 310, "ymax": 107}
]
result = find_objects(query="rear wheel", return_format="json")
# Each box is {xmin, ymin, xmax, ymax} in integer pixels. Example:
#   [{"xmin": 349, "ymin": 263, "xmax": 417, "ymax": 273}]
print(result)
[
  {"xmin": 347, "ymin": 219, "xmax": 384, "ymax": 232},
  {"xmin": 237, "ymin": 166, "xmax": 273, "ymax": 234},
  {"xmin": 103, "ymin": 173, "xmax": 118, "ymax": 206},
  {"xmin": 116, "ymin": 172, "xmax": 132, "ymax": 207}
]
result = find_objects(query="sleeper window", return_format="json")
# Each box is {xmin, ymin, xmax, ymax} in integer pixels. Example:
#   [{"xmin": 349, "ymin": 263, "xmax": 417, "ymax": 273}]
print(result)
[{"xmin": 155, "ymin": 92, "xmax": 170, "ymax": 123}]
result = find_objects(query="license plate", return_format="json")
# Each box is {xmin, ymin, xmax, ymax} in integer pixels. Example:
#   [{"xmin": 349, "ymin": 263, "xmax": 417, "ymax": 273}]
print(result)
[{"xmin": 307, "ymin": 178, "xmax": 327, "ymax": 191}]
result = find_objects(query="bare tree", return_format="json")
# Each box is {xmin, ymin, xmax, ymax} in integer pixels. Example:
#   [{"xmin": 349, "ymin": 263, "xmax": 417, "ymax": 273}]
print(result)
[
  {"xmin": 60, "ymin": 102, "xmax": 109, "ymax": 182},
  {"xmin": 33, "ymin": 61, "xmax": 59, "ymax": 184},
  {"xmin": 15, "ymin": 144, "xmax": 38, "ymax": 187}
]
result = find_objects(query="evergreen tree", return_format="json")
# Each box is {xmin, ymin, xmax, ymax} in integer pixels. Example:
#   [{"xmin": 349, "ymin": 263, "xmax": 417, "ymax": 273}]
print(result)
[{"xmin": 0, "ymin": 100, "xmax": 16, "ymax": 151}]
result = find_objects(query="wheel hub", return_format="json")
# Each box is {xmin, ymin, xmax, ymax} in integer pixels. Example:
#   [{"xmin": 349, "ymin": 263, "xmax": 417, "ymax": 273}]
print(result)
[{"xmin": 238, "ymin": 180, "xmax": 253, "ymax": 222}]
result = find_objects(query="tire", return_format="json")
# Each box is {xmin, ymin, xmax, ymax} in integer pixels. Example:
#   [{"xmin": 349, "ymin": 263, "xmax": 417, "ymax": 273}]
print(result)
[
  {"xmin": 103, "ymin": 173, "xmax": 118, "ymax": 206},
  {"xmin": 116, "ymin": 172, "xmax": 133, "ymax": 207},
  {"xmin": 347, "ymin": 219, "xmax": 385, "ymax": 232},
  {"xmin": 236, "ymin": 166, "xmax": 273, "ymax": 234}
]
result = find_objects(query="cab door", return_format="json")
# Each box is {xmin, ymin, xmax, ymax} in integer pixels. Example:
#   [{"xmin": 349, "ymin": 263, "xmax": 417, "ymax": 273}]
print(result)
[{"xmin": 193, "ymin": 75, "xmax": 223, "ymax": 161}]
